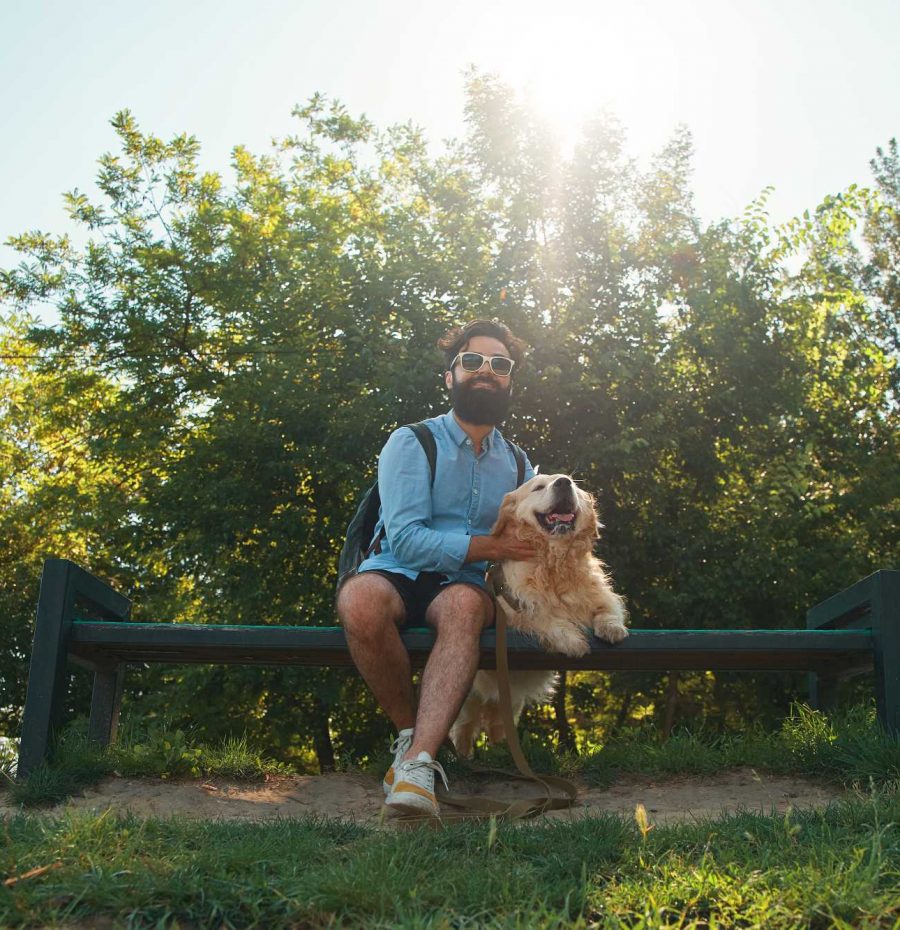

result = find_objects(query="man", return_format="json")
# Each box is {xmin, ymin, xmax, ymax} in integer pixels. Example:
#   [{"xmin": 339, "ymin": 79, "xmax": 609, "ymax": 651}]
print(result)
[{"xmin": 336, "ymin": 319, "xmax": 537, "ymax": 816}]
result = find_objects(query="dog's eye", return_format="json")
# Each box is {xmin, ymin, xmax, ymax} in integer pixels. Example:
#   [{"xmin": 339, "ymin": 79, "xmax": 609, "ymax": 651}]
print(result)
[{"xmin": 531, "ymin": 484, "xmax": 547, "ymax": 492}]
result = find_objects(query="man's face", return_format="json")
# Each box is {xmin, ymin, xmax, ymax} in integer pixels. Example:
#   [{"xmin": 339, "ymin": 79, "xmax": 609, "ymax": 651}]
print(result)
[{"xmin": 445, "ymin": 334, "xmax": 514, "ymax": 426}]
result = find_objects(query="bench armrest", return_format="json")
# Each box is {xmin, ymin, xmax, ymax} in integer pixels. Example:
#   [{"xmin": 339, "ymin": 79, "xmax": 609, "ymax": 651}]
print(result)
[
  {"xmin": 48, "ymin": 558, "xmax": 132, "ymax": 621},
  {"xmin": 806, "ymin": 570, "xmax": 897, "ymax": 631}
]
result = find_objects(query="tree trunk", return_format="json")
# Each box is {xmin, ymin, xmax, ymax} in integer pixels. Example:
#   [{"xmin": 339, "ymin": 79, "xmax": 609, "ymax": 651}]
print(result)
[
  {"xmin": 661, "ymin": 672, "xmax": 680, "ymax": 741},
  {"xmin": 610, "ymin": 690, "xmax": 633, "ymax": 738},
  {"xmin": 553, "ymin": 671, "xmax": 575, "ymax": 752},
  {"xmin": 311, "ymin": 698, "xmax": 336, "ymax": 773}
]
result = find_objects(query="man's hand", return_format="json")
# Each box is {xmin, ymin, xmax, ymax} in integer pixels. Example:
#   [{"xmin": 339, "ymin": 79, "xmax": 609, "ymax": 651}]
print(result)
[{"xmin": 465, "ymin": 524, "xmax": 538, "ymax": 564}]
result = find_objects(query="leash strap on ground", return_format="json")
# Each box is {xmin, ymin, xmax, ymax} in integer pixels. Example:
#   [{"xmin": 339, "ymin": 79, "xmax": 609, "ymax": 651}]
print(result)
[
  {"xmin": 434, "ymin": 570, "xmax": 578, "ymax": 821},
  {"xmin": 492, "ymin": 588, "xmax": 578, "ymax": 810}
]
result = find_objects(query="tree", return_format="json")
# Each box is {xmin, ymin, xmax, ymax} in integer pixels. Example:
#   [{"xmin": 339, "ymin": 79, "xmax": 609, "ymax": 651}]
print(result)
[{"xmin": 2, "ymin": 79, "xmax": 896, "ymax": 757}]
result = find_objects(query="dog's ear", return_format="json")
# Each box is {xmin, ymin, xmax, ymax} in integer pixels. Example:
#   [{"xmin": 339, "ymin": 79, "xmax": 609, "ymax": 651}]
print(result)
[
  {"xmin": 492, "ymin": 490, "xmax": 519, "ymax": 535},
  {"xmin": 580, "ymin": 490, "xmax": 601, "ymax": 542}
]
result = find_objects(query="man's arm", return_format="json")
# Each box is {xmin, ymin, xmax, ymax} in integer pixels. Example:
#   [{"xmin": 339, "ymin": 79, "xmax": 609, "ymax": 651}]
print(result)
[
  {"xmin": 377, "ymin": 427, "xmax": 472, "ymax": 573},
  {"xmin": 465, "ymin": 527, "xmax": 537, "ymax": 564}
]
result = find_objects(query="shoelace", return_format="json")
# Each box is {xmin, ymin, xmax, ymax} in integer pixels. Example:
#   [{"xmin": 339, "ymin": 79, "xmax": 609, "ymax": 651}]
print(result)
[
  {"xmin": 389, "ymin": 734, "xmax": 409, "ymax": 755},
  {"xmin": 402, "ymin": 757, "xmax": 450, "ymax": 792}
]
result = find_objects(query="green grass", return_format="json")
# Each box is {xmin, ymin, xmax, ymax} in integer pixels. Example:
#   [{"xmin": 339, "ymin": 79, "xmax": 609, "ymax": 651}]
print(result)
[
  {"xmin": 3, "ymin": 704, "xmax": 900, "ymax": 926},
  {"xmin": 2, "ymin": 792, "xmax": 899, "ymax": 928},
  {"xmin": 580, "ymin": 704, "xmax": 900, "ymax": 791},
  {"xmin": 4, "ymin": 719, "xmax": 292, "ymax": 808}
]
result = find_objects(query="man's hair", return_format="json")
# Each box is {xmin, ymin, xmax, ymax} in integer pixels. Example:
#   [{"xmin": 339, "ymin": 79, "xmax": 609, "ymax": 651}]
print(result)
[{"xmin": 436, "ymin": 319, "xmax": 527, "ymax": 372}]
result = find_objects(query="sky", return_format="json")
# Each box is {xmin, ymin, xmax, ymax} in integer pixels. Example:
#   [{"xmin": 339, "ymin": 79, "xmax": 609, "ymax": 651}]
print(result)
[{"xmin": 1, "ymin": 0, "xmax": 899, "ymax": 277}]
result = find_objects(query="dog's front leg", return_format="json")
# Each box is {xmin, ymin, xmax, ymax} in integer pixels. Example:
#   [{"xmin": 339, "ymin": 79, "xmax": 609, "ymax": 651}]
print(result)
[
  {"xmin": 591, "ymin": 590, "xmax": 629, "ymax": 643},
  {"xmin": 541, "ymin": 622, "xmax": 591, "ymax": 657}
]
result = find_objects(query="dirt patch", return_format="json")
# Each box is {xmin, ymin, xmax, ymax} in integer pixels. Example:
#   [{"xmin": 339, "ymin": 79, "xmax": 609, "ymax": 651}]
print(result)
[{"xmin": 1, "ymin": 768, "xmax": 845, "ymax": 825}]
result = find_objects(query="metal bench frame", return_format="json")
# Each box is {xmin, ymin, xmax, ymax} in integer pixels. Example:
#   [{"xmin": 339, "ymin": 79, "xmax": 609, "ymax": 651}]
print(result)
[{"xmin": 15, "ymin": 559, "xmax": 900, "ymax": 779}]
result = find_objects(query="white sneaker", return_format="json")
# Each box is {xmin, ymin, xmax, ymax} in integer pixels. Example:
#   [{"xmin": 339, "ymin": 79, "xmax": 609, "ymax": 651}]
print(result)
[
  {"xmin": 382, "ymin": 728, "xmax": 414, "ymax": 797},
  {"xmin": 384, "ymin": 751, "xmax": 449, "ymax": 818}
]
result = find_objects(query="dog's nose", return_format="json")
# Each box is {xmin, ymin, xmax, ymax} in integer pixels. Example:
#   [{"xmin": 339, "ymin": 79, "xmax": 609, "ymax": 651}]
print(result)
[{"xmin": 552, "ymin": 476, "xmax": 571, "ymax": 488}]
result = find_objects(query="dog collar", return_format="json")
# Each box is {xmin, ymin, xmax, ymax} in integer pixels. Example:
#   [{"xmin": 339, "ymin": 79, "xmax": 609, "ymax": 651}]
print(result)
[{"xmin": 486, "ymin": 562, "xmax": 527, "ymax": 614}]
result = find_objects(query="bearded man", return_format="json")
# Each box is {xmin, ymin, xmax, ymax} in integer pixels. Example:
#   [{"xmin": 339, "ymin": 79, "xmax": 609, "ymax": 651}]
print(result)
[{"xmin": 336, "ymin": 319, "xmax": 537, "ymax": 817}]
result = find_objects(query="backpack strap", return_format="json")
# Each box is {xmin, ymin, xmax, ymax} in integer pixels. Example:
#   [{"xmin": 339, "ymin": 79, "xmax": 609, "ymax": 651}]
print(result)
[
  {"xmin": 367, "ymin": 423, "xmax": 437, "ymax": 558},
  {"xmin": 505, "ymin": 439, "xmax": 527, "ymax": 487},
  {"xmin": 406, "ymin": 422, "xmax": 438, "ymax": 485}
]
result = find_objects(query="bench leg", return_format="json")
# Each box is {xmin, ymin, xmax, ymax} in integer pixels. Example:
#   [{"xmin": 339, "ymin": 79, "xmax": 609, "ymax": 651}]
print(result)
[
  {"xmin": 89, "ymin": 664, "xmax": 125, "ymax": 747},
  {"xmin": 872, "ymin": 573, "xmax": 900, "ymax": 737},
  {"xmin": 16, "ymin": 561, "xmax": 76, "ymax": 780},
  {"xmin": 808, "ymin": 672, "xmax": 839, "ymax": 715}
]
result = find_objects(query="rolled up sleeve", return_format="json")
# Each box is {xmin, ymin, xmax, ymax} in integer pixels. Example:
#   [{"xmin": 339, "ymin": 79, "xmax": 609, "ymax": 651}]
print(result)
[{"xmin": 378, "ymin": 429, "xmax": 471, "ymax": 573}]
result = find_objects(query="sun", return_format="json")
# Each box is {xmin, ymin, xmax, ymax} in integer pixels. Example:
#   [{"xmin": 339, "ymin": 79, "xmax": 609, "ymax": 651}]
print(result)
[{"xmin": 467, "ymin": 2, "xmax": 701, "ymax": 154}]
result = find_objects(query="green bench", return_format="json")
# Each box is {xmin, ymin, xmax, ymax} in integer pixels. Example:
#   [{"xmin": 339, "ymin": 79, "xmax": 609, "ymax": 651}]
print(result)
[{"xmin": 15, "ymin": 559, "xmax": 899, "ymax": 779}]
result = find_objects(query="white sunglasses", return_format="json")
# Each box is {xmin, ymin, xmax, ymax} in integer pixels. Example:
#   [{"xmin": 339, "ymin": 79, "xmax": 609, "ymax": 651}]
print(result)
[{"xmin": 451, "ymin": 351, "xmax": 515, "ymax": 377}]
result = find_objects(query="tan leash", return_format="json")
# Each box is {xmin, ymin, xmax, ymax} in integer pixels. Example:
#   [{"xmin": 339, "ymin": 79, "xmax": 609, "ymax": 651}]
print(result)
[{"xmin": 433, "ymin": 567, "xmax": 578, "ymax": 821}]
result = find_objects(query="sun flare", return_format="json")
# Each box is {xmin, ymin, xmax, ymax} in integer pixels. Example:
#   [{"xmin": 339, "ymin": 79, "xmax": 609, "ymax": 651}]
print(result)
[{"xmin": 467, "ymin": 2, "xmax": 727, "ymax": 155}]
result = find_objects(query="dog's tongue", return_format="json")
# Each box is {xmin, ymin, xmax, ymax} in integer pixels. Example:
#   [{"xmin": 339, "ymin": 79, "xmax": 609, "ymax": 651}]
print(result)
[{"xmin": 547, "ymin": 512, "xmax": 575, "ymax": 524}]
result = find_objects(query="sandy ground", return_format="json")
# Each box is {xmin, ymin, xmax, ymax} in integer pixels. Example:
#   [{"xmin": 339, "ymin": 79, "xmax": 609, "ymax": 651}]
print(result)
[{"xmin": 1, "ymin": 768, "xmax": 845, "ymax": 826}]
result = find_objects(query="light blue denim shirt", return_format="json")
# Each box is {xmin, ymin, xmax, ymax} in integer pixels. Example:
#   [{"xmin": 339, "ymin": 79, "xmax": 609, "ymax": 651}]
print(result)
[{"xmin": 358, "ymin": 411, "xmax": 535, "ymax": 588}]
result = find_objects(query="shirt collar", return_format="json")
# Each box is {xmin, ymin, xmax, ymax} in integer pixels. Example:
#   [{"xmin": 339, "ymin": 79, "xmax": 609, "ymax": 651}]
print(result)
[{"xmin": 443, "ymin": 410, "xmax": 499, "ymax": 450}]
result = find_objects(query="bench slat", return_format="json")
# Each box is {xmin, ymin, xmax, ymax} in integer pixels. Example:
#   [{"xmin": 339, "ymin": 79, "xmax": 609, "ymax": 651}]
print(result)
[{"xmin": 68, "ymin": 621, "xmax": 874, "ymax": 673}]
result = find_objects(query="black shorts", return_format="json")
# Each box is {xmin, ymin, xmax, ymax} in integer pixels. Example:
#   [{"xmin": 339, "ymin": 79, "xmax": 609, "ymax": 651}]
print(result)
[{"xmin": 341, "ymin": 570, "xmax": 493, "ymax": 628}]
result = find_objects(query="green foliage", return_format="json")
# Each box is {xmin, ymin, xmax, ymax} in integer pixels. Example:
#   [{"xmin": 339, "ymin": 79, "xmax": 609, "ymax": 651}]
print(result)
[
  {"xmin": 779, "ymin": 703, "xmax": 900, "ymax": 786},
  {"xmin": 9, "ymin": 702, "xmax": 898, "ymax": 814},
  {"xmin": 579, "ymin": 703, "xmax": 900, "ymax": 791},
  {"xmin": 0, "ymin": 739, "xmax": 15, "ymax": 785},
  {"xmin": 7, "ymin": 715, "xmax": 292, "ymax": 807},
  {"xmin": 1, "ymin": 78, "xmax": 897, "ymax": 761},
  {"xmin": 6, "ymin": 720, "xmax": 114, "ymax": 806}
]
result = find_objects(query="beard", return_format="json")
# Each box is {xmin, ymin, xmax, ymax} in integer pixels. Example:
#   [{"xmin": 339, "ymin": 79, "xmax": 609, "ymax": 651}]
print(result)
[{"xmin": 451, "ymin": 374, "xmax": 512, "ymax": 426}]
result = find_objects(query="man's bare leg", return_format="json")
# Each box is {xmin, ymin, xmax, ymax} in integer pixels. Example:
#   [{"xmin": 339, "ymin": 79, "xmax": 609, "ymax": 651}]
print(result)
[
  {"xmin": 405, "ymin": 584, "xmax": 493, "ymax": 760},
  {"xmin": 337, "ymin": 574, "xmax": 416, "ymax": 731}
]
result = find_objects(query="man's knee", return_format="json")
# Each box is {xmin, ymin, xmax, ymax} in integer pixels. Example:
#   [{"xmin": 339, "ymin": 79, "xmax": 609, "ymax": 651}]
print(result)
[
  {"xmin": 337, "ymin": 574, "xmax": 405, "ymax": 636},
  {"xmin": 427, "ymin": 584, "xmax": 494, "ymax": 635}
]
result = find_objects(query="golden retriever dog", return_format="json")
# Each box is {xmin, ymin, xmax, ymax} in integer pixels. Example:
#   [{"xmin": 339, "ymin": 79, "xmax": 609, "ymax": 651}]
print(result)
[{"xmin": 450, "ymin": 474, "xmax": 628, "ymax": 756}]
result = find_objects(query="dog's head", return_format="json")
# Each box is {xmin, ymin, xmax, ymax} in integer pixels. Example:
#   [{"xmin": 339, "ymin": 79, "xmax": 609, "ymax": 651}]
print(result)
[{"xmin": 493, "ymin": 474, "xmax": 600, "ymax": 552}]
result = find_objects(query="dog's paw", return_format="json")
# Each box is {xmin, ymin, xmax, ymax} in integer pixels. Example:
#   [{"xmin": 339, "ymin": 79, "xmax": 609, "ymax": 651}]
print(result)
[
  {"xmin": 543, "ymin": 628, "xmax": 591, "ymax": 657},
  {"xmin": 592, "ymin": 619, "xmax": 629, "ymax": 644}
]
